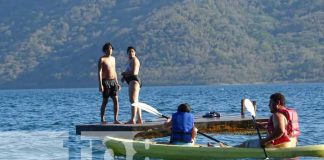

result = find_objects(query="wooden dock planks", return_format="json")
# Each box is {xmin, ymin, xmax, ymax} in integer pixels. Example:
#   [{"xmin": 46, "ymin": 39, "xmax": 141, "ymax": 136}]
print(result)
[{"xmin": 76, "ymin": 115, "xmax": 268, "ymax": 138}]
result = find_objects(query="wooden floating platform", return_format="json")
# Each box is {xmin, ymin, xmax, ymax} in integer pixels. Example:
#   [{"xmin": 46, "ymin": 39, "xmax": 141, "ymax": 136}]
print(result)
[{"xmin": 76, "ymin": 115, "xmax": 268, "ymax": 139}]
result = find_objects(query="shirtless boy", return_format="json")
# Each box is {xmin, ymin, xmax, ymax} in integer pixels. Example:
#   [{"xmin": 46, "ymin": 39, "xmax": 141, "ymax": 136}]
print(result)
[{"xmin": 98, "ymin": 42, "xmax": 121, "ymax": 124}]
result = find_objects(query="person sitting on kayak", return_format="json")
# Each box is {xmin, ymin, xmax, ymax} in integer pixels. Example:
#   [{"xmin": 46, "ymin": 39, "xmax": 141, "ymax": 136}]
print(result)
[
  {"xmin": 236, "ymin": 93, "xmax": 300, "ymax": 148},
  {"xmin": 165, "ymin": 103, "xmax": 198, "ymax": 145}
]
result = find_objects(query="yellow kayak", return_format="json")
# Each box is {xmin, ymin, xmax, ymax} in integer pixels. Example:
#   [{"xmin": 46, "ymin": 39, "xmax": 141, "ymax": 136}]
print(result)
[{"xmin": 104, "ymin": 136, "xmax": 324, "ymax": 159}]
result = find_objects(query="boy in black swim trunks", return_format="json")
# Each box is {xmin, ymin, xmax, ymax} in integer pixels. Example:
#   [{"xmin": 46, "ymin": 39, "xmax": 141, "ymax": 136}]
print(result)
[{"xmin": 98, "ymin": 42, "xmax": 121, "ymax": 124}]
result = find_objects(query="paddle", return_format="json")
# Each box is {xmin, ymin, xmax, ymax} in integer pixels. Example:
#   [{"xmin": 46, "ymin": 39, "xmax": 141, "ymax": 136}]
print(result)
[
  {"xmin": 132, "ymin": 102, "xmax": 228, "ymax": 145},
  {"xmin": 244, "ymin": 99, "xmax": 269, "ymax": 159}
]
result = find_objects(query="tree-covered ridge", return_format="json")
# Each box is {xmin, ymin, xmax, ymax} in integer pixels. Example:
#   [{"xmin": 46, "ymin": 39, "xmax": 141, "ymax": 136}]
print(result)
[{"xmin": 0, "ymin": 0, "xmax": 323, "ymax": 89}]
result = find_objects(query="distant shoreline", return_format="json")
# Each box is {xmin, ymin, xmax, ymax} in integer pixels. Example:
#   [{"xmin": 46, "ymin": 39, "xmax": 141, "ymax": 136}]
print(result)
[{"xmin": 1, "ymin": 81, "xmax": 323, "ymax": 90}]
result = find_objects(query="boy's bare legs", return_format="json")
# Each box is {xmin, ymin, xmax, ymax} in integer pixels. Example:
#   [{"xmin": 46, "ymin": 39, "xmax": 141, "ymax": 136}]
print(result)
[
  {"xmin": 112, "ymin": 96, "xmax": 121, "ymax": 124},
  {"xmin": 100, "ymin": 98, "xmax": 108, "ymax": 123}
]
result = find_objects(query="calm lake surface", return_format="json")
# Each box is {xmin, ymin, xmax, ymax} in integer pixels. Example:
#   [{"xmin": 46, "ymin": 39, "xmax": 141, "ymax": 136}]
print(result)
[{"xmin": 0, "ymin": 83, "xmax": 323, "ymax": 159}]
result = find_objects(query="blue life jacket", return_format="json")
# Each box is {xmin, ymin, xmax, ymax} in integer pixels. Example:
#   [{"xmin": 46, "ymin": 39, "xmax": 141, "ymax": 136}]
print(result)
[{"xmin": 171, "ymin": 112, "xmax": 194, "ymax": 143}]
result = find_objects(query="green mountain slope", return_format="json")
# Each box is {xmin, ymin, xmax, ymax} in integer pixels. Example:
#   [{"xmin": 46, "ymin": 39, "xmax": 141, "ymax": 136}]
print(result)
[{"xmin": 0, "ymin": 0, "xmax": 323, "ymax": 89}]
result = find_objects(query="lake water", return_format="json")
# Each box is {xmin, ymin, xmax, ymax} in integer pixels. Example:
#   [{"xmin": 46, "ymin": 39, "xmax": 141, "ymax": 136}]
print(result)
[{"xmin": 0, "ymin": 83, "xmax": 323, "ymax": 160}]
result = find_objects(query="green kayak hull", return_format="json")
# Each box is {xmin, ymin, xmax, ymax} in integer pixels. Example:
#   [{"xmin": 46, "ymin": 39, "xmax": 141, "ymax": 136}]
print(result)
[{"xmin": 105, "ymin": 136, "xmax": 324, "ymax": 159}]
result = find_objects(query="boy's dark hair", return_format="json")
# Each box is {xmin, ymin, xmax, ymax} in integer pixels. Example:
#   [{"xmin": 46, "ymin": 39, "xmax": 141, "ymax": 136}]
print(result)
[
  {"xmin": 177, "ymin": 103, "xmax": 191, "ymax": 113},
  {"xmin": 270, "ymin": 92, "xmax": 286, "ymax": 106},
  {"xmin": 102, "ymin": 42, "xmax": 114, "ymax": 53},
  {"xmin": 127, "ymin": 46, "xmax": 136, "ymax": 53}
]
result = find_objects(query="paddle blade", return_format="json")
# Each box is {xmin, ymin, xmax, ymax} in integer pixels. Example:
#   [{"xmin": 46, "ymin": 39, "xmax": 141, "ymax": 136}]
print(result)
[
  {"xmin": 244, "ymin": 99, "xmax": 269, "ymax": 159},
  {"xmin": 244, "ymin": 99, "xmax": 256, "ymax": 117},
  {"xmin": 131, "ymin": 102, "xmax": 163, "ymax": 117}
]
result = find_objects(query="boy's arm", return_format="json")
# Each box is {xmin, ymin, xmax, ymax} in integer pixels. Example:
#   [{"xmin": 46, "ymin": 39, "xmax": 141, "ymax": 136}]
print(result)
[{"xmin": 98, "ymin": 58, "xmax": 103, "ymax": 92}]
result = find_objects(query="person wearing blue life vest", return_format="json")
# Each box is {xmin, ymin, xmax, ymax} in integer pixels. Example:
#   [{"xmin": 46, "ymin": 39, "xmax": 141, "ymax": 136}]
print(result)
[{"xmin": 165, "ymin": 103, "xmax": 198, "ymax": 146}]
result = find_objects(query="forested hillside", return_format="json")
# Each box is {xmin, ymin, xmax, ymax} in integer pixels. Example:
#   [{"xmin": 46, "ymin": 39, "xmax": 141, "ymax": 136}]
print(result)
[{"xmin": 0, "ymin": 0, "xmax": 323, "ymax": 89}]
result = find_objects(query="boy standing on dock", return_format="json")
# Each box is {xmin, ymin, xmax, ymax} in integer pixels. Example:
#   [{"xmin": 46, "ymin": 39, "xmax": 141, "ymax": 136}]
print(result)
[{"xmin": 98, "ymin": 42, "xmax": 121, "ymax": 124}]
